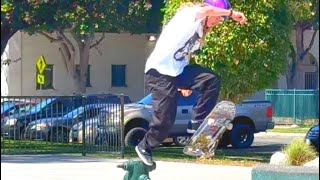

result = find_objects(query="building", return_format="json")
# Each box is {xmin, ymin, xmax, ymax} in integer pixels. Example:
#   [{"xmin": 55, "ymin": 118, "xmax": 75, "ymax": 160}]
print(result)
[{"xmin": 1, "ymin": 32, "xmax": 157, "ymax": 101}]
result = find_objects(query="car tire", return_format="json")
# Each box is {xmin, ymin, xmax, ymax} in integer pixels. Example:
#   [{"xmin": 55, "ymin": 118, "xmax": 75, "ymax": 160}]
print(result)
[
  {"xmin": 124, "ymin": 127, "xmax": 147, "ymax": 147},
  {"xmin": 173, "ymin": 136, "xmax": 190, "ymax": 146},
  {"xmin": 231, "ymin": 124, "xmax": 254, "ymax": 149}
]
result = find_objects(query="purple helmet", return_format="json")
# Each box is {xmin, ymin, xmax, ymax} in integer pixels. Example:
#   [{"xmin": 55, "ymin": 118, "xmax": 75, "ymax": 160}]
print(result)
[{"xmin": 204, "ymin": 0, "xmax": 231, "ymax": 9}]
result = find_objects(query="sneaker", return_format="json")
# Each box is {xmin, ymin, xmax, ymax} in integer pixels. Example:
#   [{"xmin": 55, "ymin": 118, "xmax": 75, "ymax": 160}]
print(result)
[
  {"xmin": 187, "ymin": 120, "xmax": 203, "ymax": 134},
  {"xmin": 135, "ymin": 146, "xmax": 154, "ymax": 166}
]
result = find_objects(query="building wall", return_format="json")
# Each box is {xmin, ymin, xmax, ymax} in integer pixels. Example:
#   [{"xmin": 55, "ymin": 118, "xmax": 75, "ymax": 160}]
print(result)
[
  {"xmin": 6, "ymin": 32, "xmax": 23, "ymax": 96},
  {"xmin": 6, "ymin": 32, "xmax": 156, "ymax": 101}
]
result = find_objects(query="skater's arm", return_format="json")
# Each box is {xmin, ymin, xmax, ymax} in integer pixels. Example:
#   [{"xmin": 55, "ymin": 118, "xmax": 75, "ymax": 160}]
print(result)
[{"xmin": 196, "ymin": 6, "xmax": 247, "ymax": 24}]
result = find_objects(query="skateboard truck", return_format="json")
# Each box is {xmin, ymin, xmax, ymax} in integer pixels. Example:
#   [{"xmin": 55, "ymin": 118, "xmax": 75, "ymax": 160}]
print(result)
[{"xmin": 117, "ymin": 159, "xmax": 156, "ymax": 180}]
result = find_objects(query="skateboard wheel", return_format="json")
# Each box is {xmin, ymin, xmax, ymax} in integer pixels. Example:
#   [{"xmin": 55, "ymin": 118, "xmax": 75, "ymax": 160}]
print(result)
[
  {"xmin": 226, "ymin": 123, "xmax": 233, "ymax": 130},
  {"xmin": 208, "ymin": 118, "xmax": 215, "ymax": 125}
]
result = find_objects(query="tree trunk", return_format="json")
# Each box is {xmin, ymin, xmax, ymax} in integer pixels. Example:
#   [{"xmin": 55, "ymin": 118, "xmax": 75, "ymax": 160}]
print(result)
[
  {"xmin": 74, "ymin": 36, "xmax": 93, "ymax": 94},
  {"xmin": 286, "ymin": 23, "xmax": 305, "ymax": 89}
]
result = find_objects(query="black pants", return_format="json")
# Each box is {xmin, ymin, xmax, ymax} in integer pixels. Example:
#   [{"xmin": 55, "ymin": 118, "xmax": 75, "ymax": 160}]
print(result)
[{"xmin": 138, "ymin": 64, "xmax": 221, "ymax": 152}]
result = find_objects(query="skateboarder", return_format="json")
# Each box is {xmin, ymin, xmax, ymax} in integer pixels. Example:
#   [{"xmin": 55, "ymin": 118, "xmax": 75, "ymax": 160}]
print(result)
[{"xmin": 135, "ymin": 0, "xmax": 247, "ymax": 166}]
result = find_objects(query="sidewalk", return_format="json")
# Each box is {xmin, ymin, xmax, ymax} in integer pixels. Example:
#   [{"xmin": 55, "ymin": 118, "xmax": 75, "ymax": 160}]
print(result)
[{"xmin": 1, "ymin": 154, "xmax": 252, "ymax": 180}]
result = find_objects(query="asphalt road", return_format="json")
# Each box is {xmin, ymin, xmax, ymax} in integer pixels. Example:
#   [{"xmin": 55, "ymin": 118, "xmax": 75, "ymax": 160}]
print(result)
[{"xmin": 222, "ymin": 132, "xmax": 305, "ymax": 154}]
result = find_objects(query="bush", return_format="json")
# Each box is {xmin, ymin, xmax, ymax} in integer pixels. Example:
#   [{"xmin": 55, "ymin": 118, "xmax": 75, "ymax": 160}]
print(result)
[{"xmin": 282, "ymin": 138, "xmax": 318, "ymax": 166}]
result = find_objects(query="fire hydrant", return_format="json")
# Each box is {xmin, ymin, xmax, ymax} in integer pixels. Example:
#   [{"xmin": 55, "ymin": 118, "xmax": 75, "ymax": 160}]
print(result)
[{"xmin": 117, "ymin": 159, "xmax": 156, "ymax": 180}]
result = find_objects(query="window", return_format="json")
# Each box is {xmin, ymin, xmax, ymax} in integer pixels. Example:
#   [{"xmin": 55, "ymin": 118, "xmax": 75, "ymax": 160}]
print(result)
[
  {"xmin": 305, "ymin": 72, "xmax": 318, "ymax": 89},
  {"xmin": 75, "ymin": 65, "xmax": 91, "ymax": 87},
  {"xmin": 177, "ymin": 91, "xmax": 198, "ymax": 106},
  {"xmin": 112, "ymin": 65, "xmax": 127, "ymax": 87},
  {"xmin": 36, "ymin": 64, "xmax": 54, "ymax": 90}
]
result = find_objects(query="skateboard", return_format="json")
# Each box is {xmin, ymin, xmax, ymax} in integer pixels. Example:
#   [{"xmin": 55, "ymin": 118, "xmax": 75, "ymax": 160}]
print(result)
[{"xmin": 183, "ymin": 101, "xmax": 236, "ymax": 158}]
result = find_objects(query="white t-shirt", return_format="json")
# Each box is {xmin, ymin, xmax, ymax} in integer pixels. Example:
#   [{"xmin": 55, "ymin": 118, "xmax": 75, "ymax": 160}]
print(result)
[{"xmin": 145, "ymin": 6, "xmax": 205, "ymax": 77}]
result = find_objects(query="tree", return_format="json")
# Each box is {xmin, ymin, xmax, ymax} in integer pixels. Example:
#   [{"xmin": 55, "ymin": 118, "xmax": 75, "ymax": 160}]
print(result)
[
  {"xmin": 286, "ymin": 0, "xmax": 319, "ymax": 89},
  {"xmin": 2, "ymin": 0, "xmax": 155, "ymax": 93},
  {"xmin": 1, "ymin": 0, "xmax": 63, "ymax": 56},
  {"xmin": 162, "ymin": 0, "xmax": 317, "ymax": 102}
]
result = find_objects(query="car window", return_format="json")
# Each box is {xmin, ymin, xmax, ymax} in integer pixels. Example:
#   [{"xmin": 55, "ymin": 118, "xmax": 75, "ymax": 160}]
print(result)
[
  {"xmin": 137, "ymin": 92, "xmax": 198, "ymax": 106},
  {"xmin": 44, "ymin": 101, "xmax": 65, "ymax": 115},
  {"xmin": 177, "ymin": 92, "xmax": 197, "ymax": 106},
  {"xmin": 137, "ymin": 94, "xmax": 152, "ymax": 105},
  {"xmin": 63, "ymin": 106, "xmax": 85, "ymax": 118},
  {"xmin": 84, "ymin": 108, "xmax": 101, "ymax": 119},
  {"xmin": 1, "ymin": 102, "xmax": 15, "ymax": 113},
  {"xmin": 30, "ymin": 98, "xmax": 55, "ymax": 113},
  {"xmin": 9, "ymin": 104, "xmax": 33, "ymax": 115}
]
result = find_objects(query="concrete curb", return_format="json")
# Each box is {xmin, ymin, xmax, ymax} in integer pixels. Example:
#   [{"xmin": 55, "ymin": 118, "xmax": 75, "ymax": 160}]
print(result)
[
  {"xmin": 252, "ymin": 165, "xmax": 319, "ymax": 180},
  {"xmin": 255, "ymin": 132, "xmax": 305, "ymax": 137}
]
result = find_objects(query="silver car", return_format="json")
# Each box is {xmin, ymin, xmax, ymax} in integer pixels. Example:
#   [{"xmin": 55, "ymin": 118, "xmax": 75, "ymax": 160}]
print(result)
[{"xmin": 69, "ymin": 93, "xmax": 195, "ymax": 146}]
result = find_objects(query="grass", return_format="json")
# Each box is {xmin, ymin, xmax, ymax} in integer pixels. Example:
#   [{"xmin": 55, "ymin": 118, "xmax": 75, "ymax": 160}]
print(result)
[
  {"xmin": 1, "ymin": 140, "xmax": 272, "ymax": 167},
  {"xmin": 282, "ymin": 138, "xmax": 318, "ymax": 166},
  {"xmin": 66, "ymin": 146, "xmax": 272, "ymax": 167},
  {"xmin": 268, "ymin": 127, "xmax": 310, "ymax": 134}
]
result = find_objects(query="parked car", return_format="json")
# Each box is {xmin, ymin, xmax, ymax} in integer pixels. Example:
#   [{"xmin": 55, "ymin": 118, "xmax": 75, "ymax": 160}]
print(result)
[
  {"xmin": 70, "ymin": 92, "xmax": 275, "ymax": 148},
  {"xmin": 305, "ymin": 124, "xmax": 319, "ymax": 152},
  {"xmin": 1, "ymin": 94, "xmax": 131, "ymax": 139},
  {"xmin": 24, "ymin": 104, "xmax": 109, "ymax": 142},
  {"xmin": 1, "ymin": 100, "xmax": 37, "ymax": 119},
  {"xmin": 69, "ymin": 109, "xmax": 120, "ymax": 145}
]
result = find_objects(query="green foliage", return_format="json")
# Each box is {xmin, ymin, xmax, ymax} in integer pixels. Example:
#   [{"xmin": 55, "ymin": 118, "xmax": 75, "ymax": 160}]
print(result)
[
  {"xmin": 1, "ymin": 0, "xmax": 152, "ymax": 41},
  {"xmin": 282, "ymin": 138, "xmax": 317, "ymax": 166},
  {"xmin": 287, "ymin": 0, "xmax": 318, "ymax": 23},
  {"xmin": 162, "ymin": 0, "xmax": 316, "ymax": 102}
]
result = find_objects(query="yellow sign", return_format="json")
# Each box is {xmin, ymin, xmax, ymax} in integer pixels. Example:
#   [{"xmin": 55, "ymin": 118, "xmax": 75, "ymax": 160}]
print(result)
[
  {"xmin": 36, "ymin": 55, "xmax": 47, "ymax": 74},
  {"xmin": 37, "ymin": 74, "xmax": 45, "ymax": 85}
]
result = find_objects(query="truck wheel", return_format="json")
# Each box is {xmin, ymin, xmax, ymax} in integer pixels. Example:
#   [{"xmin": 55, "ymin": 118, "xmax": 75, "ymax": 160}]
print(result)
[
  {"xmin": 231, "ymin": 124, "xmax": 254, "ymax": 149},
  {"xmin": 124, "ymin": 127, "xmax": 147, "ymax": 147}
]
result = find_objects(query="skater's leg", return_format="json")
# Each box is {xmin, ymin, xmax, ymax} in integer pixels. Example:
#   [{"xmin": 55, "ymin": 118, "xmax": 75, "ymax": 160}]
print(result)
[
  {"xmin": 177, "ymin": 64, "xmax": 221, "ymax": 133},
  {"xmin": 136, "ymin": 69, "xmax": 178, "ymax": 165}
]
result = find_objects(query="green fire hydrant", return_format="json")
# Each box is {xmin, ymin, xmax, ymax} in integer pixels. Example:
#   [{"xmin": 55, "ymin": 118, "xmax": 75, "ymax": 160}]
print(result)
[{"xmin": 117, "ymin": 159, "xmax": 156, "ymax": 180}]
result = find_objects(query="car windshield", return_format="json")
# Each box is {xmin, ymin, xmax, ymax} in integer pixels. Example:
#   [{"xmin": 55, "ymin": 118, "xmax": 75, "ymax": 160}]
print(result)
[
  {"xmin": 137, "ymin": 94, "xmax": 152, "ymax": 105},
  {"xmin": 29, "ymin": 98, "xmax": 56, "ymax": 113}
]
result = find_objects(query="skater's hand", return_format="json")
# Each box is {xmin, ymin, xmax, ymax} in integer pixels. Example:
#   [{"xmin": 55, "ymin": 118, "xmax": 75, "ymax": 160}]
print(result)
[
  {"xmin": 231, "ymin": 11, "xmax": 247, "ymax": 25},
  {"xmin": 178, "ymin": 88, "xmax": 192, "ymax": 97}
]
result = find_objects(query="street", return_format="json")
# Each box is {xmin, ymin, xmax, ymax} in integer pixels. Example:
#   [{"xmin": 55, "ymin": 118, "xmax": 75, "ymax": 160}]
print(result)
[{"xmin": 223, "ymin": 132, "xmax": 305, "ymax": 154}]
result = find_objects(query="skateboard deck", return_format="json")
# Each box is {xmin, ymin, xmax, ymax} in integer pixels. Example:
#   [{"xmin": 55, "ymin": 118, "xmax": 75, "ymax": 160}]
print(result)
[{"xmin": 183, "ymin": 101, "xmax": 236, "ymax": 158}]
